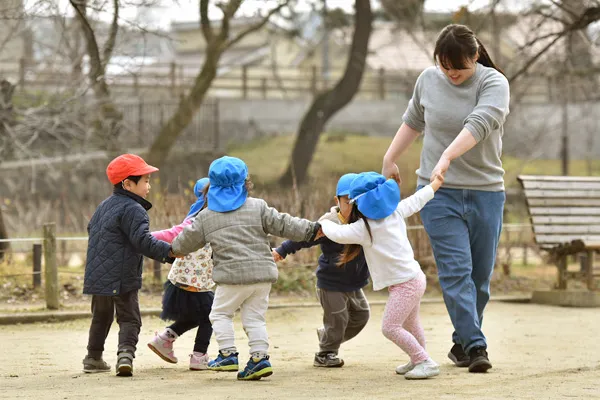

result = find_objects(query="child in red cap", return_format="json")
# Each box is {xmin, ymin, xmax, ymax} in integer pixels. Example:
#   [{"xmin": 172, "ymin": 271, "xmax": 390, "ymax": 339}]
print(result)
[{"xmin": 82, "ymin": 154, "xmax": 176, "ymax": 377}]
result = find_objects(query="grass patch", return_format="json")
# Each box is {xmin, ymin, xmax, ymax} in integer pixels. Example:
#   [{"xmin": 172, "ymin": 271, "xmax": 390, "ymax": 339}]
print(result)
[
  {"xmin": 228, "ymin": 134, "xmax": 422, "ymax": 190},
  {"xmin": 229, "ymin": 134, "xmax": 600, "ymax": 190},
  {"xmin": 502, "ymin": 157, "xmax": 600, "ymax": 185}
]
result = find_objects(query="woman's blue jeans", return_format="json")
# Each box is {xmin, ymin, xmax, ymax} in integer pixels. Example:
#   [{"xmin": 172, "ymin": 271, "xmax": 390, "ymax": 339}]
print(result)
[{"xmin": 419, "ymin": 186, "xmax": 505, "ymax": 353}]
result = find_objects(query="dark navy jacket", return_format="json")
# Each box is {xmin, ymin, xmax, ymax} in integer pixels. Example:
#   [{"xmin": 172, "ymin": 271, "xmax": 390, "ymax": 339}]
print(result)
[
  {"xmin": 275, "ymin": 210, "xmax": 369, "ymax": 292},
  {"xmin": 83, "ymin": 187, "xmax": 174, "ymax": 296}
]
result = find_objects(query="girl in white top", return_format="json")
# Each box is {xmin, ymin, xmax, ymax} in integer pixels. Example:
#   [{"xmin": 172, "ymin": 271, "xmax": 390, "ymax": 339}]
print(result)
[{"xmin": 319, "ymin": 172, "xmax": 442, "ymax": 379}]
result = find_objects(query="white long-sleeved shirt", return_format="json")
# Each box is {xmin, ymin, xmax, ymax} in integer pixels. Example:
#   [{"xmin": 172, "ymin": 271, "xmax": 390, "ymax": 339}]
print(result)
[{"xmin": 320, "ymin": 185, "xmax": 435, "ymax": 291}]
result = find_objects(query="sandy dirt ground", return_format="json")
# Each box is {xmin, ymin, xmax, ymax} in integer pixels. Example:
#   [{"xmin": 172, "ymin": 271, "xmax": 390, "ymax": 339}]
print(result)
[{"xmin": 1, "ymin": 301, "xmax": 599, "ymax": 400}]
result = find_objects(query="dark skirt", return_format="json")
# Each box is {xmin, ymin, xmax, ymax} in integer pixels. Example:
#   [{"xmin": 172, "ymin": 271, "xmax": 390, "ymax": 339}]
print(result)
[{"xmin": 160, "ymin": 281, "xmax": 214, "ymax": 322}]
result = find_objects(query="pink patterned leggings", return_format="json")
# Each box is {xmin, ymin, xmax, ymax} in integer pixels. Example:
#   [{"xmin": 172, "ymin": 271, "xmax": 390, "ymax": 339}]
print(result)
[{"xmin": 381, "ymin": 270, "xmax": 429, "ymax": 364}]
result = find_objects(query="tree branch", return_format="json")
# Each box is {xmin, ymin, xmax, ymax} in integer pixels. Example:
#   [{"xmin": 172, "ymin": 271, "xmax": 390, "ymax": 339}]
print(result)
[
  {"xmin": 517, "ymin": 31, "xmax": 564, "ymax": 51},
  {"xmin": 548, "ymin": 0, "xmax": 579, "ymax": 19},
  {"xmin": 69, "ymin": 0, "xmax": 104, "ymax": 77},
  {"xmin": 474, "ymin": 0, "xmax": 502, "ymax": 33},
  {"xmin": 509, "ymin": 30, "xmax": 567, "ymax": 83},
  {"xmin": 200, "ymin": 0, "xmax": 214, "ymax": 43},
  {"xmin": 570, "ymin": 6, "xmax": 600, "ymax": 30},
  {"xmin": 102, "ymin": 0, "xmax": 120, "ymax": 69},
  {"xmin": 217, "ymin": 0, "xmax": 243, "ymax": 43},
  {"xmin": 0, "ymin": 18, "xmax": 22, "ymax": 56},
  {"xmin": 224, "ymin": 0, "xmax": 290, "ymax": 51},
  {"xmin": 534, "ymin": 9, "xmax": 569, "ymax": 25},
  {"xmin": 509, "ymin": 2, "xmax": 600, "ymax": 83}
]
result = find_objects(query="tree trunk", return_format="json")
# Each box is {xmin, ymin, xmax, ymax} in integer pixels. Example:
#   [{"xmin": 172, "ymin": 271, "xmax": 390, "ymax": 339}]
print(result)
[
  {"xmin": 146, "ymin": 47, "xmax": 222, "ymax": 168},
  {"xmin": 0, "ymin": 208, "xmax": 8, "ymax": 262},
  {"xmin": 279, "ymin": 0, "xmax": 373, "ymax": 186},
  {"xmin": 0, "ymin": 79, "xmax": 15, "ymax": 159},
  {"xmin": 0, "ymin": 79, "xmax": 15, "ymax": 261},
  {"xmin": 144, "ymin": 0, "xmax": 288, "ymax": 168},
  {"xmin": 70, "ymin": 0, "xmax": 122, "ymax": 151}
]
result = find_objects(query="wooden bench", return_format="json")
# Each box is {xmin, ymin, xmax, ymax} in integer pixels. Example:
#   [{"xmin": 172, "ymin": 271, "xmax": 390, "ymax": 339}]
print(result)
[{"xmin": 517, "ymin": 175, "xmax": 600, "ymax": 291}]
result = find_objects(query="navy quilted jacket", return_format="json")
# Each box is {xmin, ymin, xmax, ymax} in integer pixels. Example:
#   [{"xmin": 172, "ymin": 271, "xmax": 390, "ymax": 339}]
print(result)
[{"xmin": 83, "ymin": 187, "xmax": 174, "ymax": 296}]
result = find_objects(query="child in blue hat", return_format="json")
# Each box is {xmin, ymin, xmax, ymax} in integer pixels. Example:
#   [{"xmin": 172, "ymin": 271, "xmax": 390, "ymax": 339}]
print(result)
[
  {"xmin": 273, "ymin": 173, "xmax": 370, "ymax": 368},
  {"xmin": 148, "ymin": 178, "xmax": 214, "ymax": 371},
  {"xmin": 171, "ymin": 156, "xmax": 322, "ymax": 381},
  {"xmin": 320, "ymin": 172, "xmax": 443, "ymax": 380}
]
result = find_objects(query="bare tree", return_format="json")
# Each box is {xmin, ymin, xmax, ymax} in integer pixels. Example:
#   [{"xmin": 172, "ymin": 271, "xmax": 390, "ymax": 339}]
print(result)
[
  {"xmin": 146, "ymin": 0, "xmax": 290, "ymax": 168},
  {"xmin": 380, "ymin": 0, "xmax": 424, "ymax": 26},
  {"xmin": 278, "ymin": 0, "xmax": 373, "ymax": 186},
  {"xmin": 0, "ymin": 79, "xmax": 16, "ymax": 258},
  {"xmin": 508, "ymin": 1, "xmax": 600, "ymax": 83},
  {"xmin": 69, "ymin": 0, "xmax": 122, "ymax": 150}
]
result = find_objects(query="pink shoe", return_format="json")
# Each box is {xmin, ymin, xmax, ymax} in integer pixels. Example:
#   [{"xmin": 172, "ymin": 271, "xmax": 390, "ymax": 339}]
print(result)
[
  {"xmin": 189, "ymin": 352, "xmax": 210, "ymax": 371},
  {"xmin": 147, "ymin": 329, "xmax": 178, "ymax": 364}
]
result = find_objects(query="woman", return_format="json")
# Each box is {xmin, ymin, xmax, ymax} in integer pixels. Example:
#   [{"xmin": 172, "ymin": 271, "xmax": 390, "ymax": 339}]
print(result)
[{"xmin": 382, "ymin": 24, "xmax": 510, "ymax": 373}]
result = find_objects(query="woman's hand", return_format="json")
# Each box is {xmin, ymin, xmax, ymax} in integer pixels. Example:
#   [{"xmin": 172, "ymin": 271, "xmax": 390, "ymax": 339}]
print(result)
[
  {"xmin": 430, "ymin": 174, "xmax": 444, "ymax": 192},
  {"xmin": 382, "ymin": 159, "xmax": 402, "ymax": 184},
  {"xmin": 431, "ymin": 154, "xmax": 450, "ymax": 183}
]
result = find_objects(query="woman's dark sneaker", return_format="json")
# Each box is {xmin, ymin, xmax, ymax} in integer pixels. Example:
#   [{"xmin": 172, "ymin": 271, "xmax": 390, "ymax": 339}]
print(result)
[
  {"xmin": 468, "ymin": 347, "xmax": 492, "ymax": 373},
  {"xmin": 448, "ymin": 343, "xmax": 470, "ymax": 367}
]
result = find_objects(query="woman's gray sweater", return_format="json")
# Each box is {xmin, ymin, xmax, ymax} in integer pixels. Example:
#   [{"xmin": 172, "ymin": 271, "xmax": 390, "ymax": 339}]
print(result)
[{"xmin": 403, "ymin": 63, "xmax": 510, "ymax": 191}]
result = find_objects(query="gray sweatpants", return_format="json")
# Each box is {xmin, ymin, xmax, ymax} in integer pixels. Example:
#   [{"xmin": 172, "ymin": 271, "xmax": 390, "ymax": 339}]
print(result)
[{"xmin": 316, "ymin": 287, "xmax": 370, "ymax": 354}]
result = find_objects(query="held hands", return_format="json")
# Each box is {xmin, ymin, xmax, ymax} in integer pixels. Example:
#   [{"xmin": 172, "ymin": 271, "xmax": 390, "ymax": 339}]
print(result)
[
  {"xmin": 430, "ymin": 174, "xmax": 444, "ymax": 192},
  {"xmin": 382, "ymin": 160, "xmax": 402, "ymax": 185},
  {"xmin": 272, "ymin": 249, "xmax": 283, "ymax": 262},
  {"xmin": 430, "ymin": 154, "xmax": 450, "ymax": 188},
  {"xmin": 169, "ymin": 248, "xmax": 185, "ymax": 259},
  {"xmin": 314, "ymin": 227, "xmax": 325, "ymax": 240}
]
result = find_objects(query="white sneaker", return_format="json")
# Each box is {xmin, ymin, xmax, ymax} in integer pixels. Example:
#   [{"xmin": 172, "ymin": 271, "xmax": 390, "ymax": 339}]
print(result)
[
  {"xmin": 395, "ymin": 361, "xmax": 415, "ymax": 375},
  {"xmin": 147, "ymin": 329, "xmax": 178, "ymax": 363},
  {"xmin": 404, "ymin": 359, "xmax": 440, "ymax": 380},
  {"xmin": 189, "ymin": 352, "xmax": 210, "ymax": 370}
]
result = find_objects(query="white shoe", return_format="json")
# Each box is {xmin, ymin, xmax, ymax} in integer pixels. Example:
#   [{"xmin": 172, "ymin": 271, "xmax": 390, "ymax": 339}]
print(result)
[
  {"xmin": 395, "ymin": 361, "xmax": 415, "ymax": 375},
  {"xmin": 404, "ymin": 359, "xmax": 440, "ymax": 380},
  {"xmin": 147, "ymin": 329, "xmax": 178, "ymax": 363},
  {"xmin": 189, "ymin": 352, "xmax": 210, "ymax": 370}
]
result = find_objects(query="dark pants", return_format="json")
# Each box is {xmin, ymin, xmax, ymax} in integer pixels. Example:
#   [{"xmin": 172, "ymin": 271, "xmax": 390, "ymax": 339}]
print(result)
[
  {"xmin": 169, "ymin": 315, "xmax": 212, "ymax": 354},
  {"xmin": 86, "ymin": 290, "xmax": 141, "ymax": 359},
  {"xmin": 316, "ymin": 288, "xmax": 370, "ymax": 354},
  {"xmin": 420, "ymin": 186, "xmax": 505, "ymax": 353}
]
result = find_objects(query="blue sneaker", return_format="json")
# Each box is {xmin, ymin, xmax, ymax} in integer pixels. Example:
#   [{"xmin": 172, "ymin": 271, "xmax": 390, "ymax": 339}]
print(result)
[
  {"xmin": 237, "ymin": 355, "xmax": 273, "ymax": 381},
  {"xmin": 207, "ymin": 351, "xmax": 239, "ymax": 372}
]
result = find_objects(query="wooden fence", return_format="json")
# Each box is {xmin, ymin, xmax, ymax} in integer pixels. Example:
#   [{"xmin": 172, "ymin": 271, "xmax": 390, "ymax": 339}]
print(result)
[
  {"xmin": 0, "ymin": 222, "xmax": 546, "ymax": 310},
  {"xmin": 0, "ymin": 59, "xmax": 572, "ymax": 102}
]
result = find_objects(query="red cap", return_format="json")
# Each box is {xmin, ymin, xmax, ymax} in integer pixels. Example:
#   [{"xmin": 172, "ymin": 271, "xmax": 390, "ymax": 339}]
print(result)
[{"xmin": 106, "ymin": 154, "xmax": 159, "ymax": 185}]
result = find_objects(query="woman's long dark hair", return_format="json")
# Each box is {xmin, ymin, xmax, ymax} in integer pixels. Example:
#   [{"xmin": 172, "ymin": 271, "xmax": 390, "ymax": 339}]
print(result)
[
  {"xmin": 434, "ymin": 24, "xmax": 504, "ymax": 76},
  {"xmin": 337, "ymin": 204, "xmax": 373, "ymax": 267}
]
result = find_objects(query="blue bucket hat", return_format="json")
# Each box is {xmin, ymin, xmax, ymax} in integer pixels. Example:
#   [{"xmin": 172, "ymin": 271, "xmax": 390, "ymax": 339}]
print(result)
[
  {"xmin": 349, "ymin": 172, "xmax": 401, "ymax": 220},
  {"xmin": 207, "ymin": 156, "xmax": 248, "ymax": 212},
  {"xmin": 336, "ymin": 173, "xmax": 358, "ymax": 197},
  {"xmin": 184, "ymin": 177, "xmax": 210, "ymax": 220}
]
